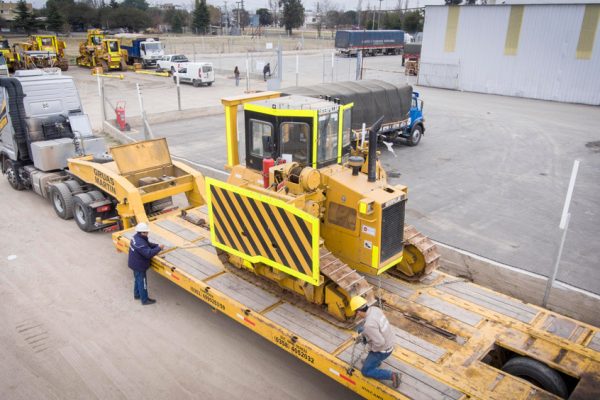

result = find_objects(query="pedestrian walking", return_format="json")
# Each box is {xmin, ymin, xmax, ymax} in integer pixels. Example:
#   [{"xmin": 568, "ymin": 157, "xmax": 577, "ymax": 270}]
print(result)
[
  {"xmin": 128, "ymin": 222, "xmax": 164, "ymax": 305},
  {"xmin": 351, "ymin": 297, "xmax": 401, "ymax": 388},
  {"xmin": 263, "ymin": 62, "xmax": 271, "ymax": 81},
  {"xmin": 234, "ymin": 66, "xmax": 240, "ymax": 86}
]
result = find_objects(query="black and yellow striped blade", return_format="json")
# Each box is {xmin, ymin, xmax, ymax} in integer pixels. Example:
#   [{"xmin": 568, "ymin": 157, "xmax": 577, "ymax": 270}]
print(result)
[{"xmin": 206, "ymin": 178, "xmax": 320, "ymax": 286}]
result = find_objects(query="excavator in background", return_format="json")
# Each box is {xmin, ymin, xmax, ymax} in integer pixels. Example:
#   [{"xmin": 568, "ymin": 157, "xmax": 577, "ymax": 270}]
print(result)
[
  {"xmin": 13, "ymin": 35, "xmax": 68, "ymax": 71},
  {"xmin": 76, "ymin": 30, "xmax": 128, "ymax": 72},
  {"xmin": 214, "ymin": 90, "xmax": 439, "ymax": 321}
]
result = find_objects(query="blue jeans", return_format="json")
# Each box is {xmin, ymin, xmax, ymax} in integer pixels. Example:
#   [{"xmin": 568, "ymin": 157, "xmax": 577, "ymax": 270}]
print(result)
[
  {"xmin": 133, "ymin": 270, "xmax": 148, "ymax": 303},
  {"xmin": 361, "ymin": 350, "xmax": 393, "ymax": 381}
]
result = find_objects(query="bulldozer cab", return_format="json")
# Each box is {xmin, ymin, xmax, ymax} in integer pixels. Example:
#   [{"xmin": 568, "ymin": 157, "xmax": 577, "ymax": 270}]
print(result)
[
  {"xmin": 36, "ymin": 36, "xmax": 57, "ymax": 52},
  {"xmin": 90, "ymin": 35, "xmax": 103, "ymax": 46},
  {"xmin": 243, "ymin": 95, "xmax": 353, "ymax": 171},
  {"xmin": 103, "ymin": 39, "xmax": 121, "ymax": 55}
]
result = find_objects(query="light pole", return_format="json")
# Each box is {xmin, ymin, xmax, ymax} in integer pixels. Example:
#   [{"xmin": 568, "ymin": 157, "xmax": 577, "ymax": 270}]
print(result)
[{"xmin": 377, "ymin": 0, "xmax": 383, "ymax": 30}]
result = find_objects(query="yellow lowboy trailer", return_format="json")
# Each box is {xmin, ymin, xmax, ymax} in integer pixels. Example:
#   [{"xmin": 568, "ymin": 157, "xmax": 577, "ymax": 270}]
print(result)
[{"xmin": 113, "ymin": 204, "xmax": 600, "ymax": 400}]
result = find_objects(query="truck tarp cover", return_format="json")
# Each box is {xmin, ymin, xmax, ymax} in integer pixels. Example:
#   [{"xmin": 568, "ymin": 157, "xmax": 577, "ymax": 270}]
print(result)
[
  {"xmin": 335, "ymin": 30, "xmax": 404, "ymax": 49},
  {"xmin": 283, "ymin": 80, "xmax": 412, "ymax": 130}
]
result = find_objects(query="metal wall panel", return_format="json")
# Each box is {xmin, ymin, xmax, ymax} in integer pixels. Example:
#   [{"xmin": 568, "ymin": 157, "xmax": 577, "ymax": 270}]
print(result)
[{"xmin": 418, "ymin": 5, "xmax": 600, "ymax": 105}]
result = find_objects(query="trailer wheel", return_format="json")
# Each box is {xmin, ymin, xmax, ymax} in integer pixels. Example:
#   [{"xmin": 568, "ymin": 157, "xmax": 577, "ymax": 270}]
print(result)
[
  {"xmin": 73, "ymin": 193, "xmax": 97, "ymax": 232},
  {"xmin": 207, "ymin": 82, "xmax": 213, "ymax": 86},
  {"xmin": 193, "ymin": 79, "xmax": 200, "ymax": 87},
  {"xmin": 502, "ymin": 357, "xmax": 568, "ymax": 398},
  {"xmin": 4, "ymin": 159, "xmax": 25, "ymax": 190},
  {"xmin": 407, "ymin": 125, "xmax": 422, "ymax": 147},
  {"xmin": 50, "ymin": 183, "xmax": 74, "ymax": 220}
]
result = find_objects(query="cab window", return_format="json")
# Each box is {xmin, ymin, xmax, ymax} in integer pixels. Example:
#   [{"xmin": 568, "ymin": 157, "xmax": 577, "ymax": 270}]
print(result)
[
  {"xmin": 280, "ymin": 122, "xmax": 310, "ymax": 164},
  {"xmin": 108, "ymin": 41, "xmax": 118, "ymax": 52},
  {"xmin": 202, "ymin": 65, "xmax": 212, "ymax": 73},
  {"xmin": 342, "ymin": 108, "xmax": 351, "ymax": 148},
  {"xmin": 250, "ymin": 119, "xmax": 273, "ymax": 158},
  {"xmin": 317, "ymin": 113, "xmax": 339, "ymax": 165},
  {"xmin": 92, "ymin": 36, "xmax": 102, "ymax": 45},
  {"xmin": 41, "ymin": 38, "xmax": 52, "ymax": 46}
]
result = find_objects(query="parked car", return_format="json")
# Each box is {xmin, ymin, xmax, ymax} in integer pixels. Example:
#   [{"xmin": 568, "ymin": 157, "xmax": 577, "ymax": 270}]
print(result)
[
  {"xmin": 174, "ymin": 62, "xmax": 215, "ymax": 87},
  {"xmin": 156, "ymin": 54, "xmax": 189, "ymax": 74}
]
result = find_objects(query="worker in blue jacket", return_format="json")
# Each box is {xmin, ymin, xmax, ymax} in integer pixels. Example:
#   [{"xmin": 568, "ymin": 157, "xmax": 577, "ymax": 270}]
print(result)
[{"xmin": 128, "ymin": 222, "xmax": 164, "ymax": 305}]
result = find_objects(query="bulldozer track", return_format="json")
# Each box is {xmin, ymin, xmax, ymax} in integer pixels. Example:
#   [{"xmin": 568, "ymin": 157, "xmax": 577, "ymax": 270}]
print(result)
[
  {"xmin": 389, "ymin": 224, "xmax": 441, "ymax": 281},
  {"xmin": 319, "ymin": 249, "xmax": 376, "ymax": 305}
]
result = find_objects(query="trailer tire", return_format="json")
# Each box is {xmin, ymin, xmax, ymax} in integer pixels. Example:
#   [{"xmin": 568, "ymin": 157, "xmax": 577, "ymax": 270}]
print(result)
[
  {"xmin": 73, "ymin": 193, "xmax": 97, "ymax": 232},
  {"xmin": 4, "ymin": 159, "xmax": 25, "ymax": 190},
  {"xmin": 502, "ymin": 357, "xmax": 568, "ymax": 398},
  {"xmin": 407, "ymin": 124, "xmax": 422, "ymax": 147},
  {"xmin": 50, "ymin": 183, "xmax": 74, "ymax": 219},
  {"xmin": 193, "ymin": 79, "xmax": 200, "ymax": 87},
  {"xmin": 207, "ymin": 82, "xmax": 213, "ymax": 86}
]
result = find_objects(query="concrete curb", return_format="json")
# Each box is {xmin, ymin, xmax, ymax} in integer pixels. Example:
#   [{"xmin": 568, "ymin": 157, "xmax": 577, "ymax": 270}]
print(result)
[{"xmin": 435, "ymin": 242, "xmax": 600, "ymax": 326}]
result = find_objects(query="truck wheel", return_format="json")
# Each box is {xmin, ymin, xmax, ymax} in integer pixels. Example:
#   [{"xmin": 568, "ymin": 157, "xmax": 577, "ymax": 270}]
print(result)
[
  {"xmin": 73, "ymin": 193, "xmax": 97, "ymax": 232},
  {"xmin": 207, "ymin": 82, "xmax": 213, "ymax": 86},
  {"xmin": 502, "ymin": 357, "xmax": 568, "ymax": 398},
  {"xmin": 407, "ymin": 125, "xmax": 422, "ymax": 147},
  {"xmin": 193, "ymin": 79, "xmax": 200, "ymax": 87},
  {"xmin": 101, "ymin": 60, "xmax": 109, "ymax": 73},
  {"xmin": 120, "ymin": 60, "xmax": 127, "ymax": 71},
  {"xmin": 170, "ymin": 66, "xmax": 175, "ymax": 75},
  {"xmin": 50, "ymin": 183, "xmax": 74, "ymax": 219},
  {"xmin": 4, "ymin": 159, "xmax": 24, "ymax": 191}
]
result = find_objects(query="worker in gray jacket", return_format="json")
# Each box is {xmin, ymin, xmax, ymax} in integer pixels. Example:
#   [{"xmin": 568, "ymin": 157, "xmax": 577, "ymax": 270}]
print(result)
[{"xmin": 351, "ymin": 297, "xmax": 401, "ymax": 388}]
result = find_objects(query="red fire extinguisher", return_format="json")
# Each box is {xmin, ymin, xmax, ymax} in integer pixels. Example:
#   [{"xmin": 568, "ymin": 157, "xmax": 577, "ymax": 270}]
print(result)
[
  {"xmin": 262, "ymin": 158, "xmax": 274, "ymax": 188},
  {"xmin": 115, "ymin": 100, "xmax": 130, "ymax": 131}
]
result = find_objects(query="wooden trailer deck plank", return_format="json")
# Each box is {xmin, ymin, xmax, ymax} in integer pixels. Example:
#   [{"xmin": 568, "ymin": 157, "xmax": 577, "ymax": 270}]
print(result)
[
  {"xmin": 161, "ymin": 248, "xmax": 222, "ymax": 280},
  {"xmin": 338, "ymin": 348, "xmax": 464, "ymax": 400},
  {"xmin": 439, "ymin": 281, "xmax": 538, "ymax": 324},
  {"xmin": 208, "ymin": 273, "xmax": 279, "ymax": 312},
  {"xmin": 264, "ymin": 303, "xmax": 352, "ymax": 353}
]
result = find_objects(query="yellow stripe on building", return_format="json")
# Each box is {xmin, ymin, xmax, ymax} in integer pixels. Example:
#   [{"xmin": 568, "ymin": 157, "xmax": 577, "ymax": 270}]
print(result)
[
  {"xmin": 444, "ymin": 6, "xmax": 460, "ymax": 53},
  {"xmin": 576, "ymin": 5, "xmax": 600, "ymax": 60},
  {"xmin": 504, "ymin": 5, "xmax": 524, "ymax": 56}
]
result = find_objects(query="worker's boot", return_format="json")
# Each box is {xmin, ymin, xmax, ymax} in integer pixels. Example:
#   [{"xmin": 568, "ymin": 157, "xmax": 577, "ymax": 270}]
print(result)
[
  {"xmin": 143, "ymin": 298, "xmax": 156, "ymax": 305},
  {"xmin": 391, "ymin": 372, "xmax": 401, "ymax": 389}
]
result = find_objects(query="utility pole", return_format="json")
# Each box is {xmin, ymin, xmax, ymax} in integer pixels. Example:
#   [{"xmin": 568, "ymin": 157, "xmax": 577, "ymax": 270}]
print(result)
[
  {"xmin": 357, "ymin": 0, "xmax": 362, "ymax": 28},
  {"xmin": 236, "ymin": 1, "xmax": 241, "ymax": 31},
  {"xmin": 377, "ymin": 0, "xmax": 383, "ymax": 30}
]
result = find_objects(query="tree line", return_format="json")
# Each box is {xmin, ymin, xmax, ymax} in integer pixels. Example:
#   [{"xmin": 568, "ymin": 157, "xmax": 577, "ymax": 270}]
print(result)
[{"xmin": 5, "ymin": 0, "xmax": 421, "ymax": 37}]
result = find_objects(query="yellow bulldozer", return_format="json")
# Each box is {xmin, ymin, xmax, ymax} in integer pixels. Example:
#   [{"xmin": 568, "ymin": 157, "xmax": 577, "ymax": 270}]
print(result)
[
  {"xmin": 13, "ymin": 35, "xmax": 68, "ymax": 71},
  {"xmin": 76, "ymin": 29, "xmax": 128, "ymax": 72},
  {"xmin": 212, "ymin": 89, "xmax": 439, "ymax": 321},
  {"xmin": 0, "ymin": 36, "xmax": 17, "ymax": 71}
]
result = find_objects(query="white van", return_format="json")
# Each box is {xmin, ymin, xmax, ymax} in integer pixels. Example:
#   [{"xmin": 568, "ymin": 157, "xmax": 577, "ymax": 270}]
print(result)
[{"xmin": 174, "ymin": 62, "xmax": 215, "ymax": 87}]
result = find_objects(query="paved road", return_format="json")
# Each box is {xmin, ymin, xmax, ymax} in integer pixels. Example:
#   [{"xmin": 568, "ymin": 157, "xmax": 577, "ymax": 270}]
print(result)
[
  {"xmin": 150, "ymin": 86, "xmax": 600, "ymax": 295},
  {"xmin": 0, "ymin": 178, "xmax": 360, "ymax": 400}
]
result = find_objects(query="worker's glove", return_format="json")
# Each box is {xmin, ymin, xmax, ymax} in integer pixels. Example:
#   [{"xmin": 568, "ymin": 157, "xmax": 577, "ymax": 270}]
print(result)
[{"xmin": 355, "ymin": 334, "xmax": 367, "ymax": 345}]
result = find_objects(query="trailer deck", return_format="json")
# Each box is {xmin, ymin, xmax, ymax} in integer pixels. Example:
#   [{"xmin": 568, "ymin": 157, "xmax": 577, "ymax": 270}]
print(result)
[{"xmin": 113, "ymin": 206, "xmax": 600, "ymax": 400}]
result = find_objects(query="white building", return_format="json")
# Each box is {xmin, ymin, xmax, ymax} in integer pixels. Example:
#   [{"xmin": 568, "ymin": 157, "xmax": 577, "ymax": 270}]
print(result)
[{"xmin": 418, "ymin": 4, "xmax": 600, "ymax": 105}]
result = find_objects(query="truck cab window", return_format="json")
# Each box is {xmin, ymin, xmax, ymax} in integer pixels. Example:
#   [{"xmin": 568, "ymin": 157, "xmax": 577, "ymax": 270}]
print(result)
[
  {"xmin": 108, "ymin": 41, "xmax": 118, "ymax": 52},
  {"xmin": 317, "ymin": 113, "xmax": 339, "ymax": 166},
  {"xmin": 280, "ymin": 122, "xmax": 310, "ymax": 164},
  {"xmin": 250, "ymin": 119, "xmax": 273, "ymax": 158}
]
